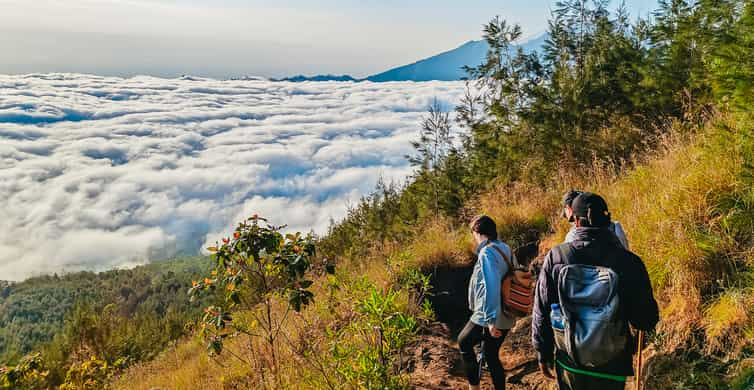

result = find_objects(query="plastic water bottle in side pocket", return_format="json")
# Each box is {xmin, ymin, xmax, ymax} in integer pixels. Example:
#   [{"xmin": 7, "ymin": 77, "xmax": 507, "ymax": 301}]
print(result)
[{"xmin": 551, "ymin": 303, "xmax": 567, "ymax": 350}]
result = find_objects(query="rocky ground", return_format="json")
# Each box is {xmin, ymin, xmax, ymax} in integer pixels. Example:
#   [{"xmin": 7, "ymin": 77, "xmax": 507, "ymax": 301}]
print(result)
[{"xmin": 409, "ymin": 317, "xmax": 552, "ymax": 389}]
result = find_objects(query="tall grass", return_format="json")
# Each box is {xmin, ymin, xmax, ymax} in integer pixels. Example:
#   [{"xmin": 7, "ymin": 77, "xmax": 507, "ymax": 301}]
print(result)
[
  {"xmin": 113, "ymin": 244, "xmax": 430, "ymax": 389},
  {"xmin": 471, "ymin": 182, "xmax": 556, "ymax": 250},
  {"xmin": 402, "ymin": 112, "xmax": 754, "ymax": 384},
  {"xmin": 112, "ymin": 113, "xmax": 753, "ymax": 388},
  {"xmin": 406, "ymin": 217, "xmax": 469, "ymax": 269},
  {"xmin": 605, "ymin": 114, "xmax": 752, "ymax": 356}
]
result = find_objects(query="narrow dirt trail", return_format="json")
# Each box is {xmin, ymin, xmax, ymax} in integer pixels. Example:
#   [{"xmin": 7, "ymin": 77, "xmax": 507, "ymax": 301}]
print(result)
[
  {"xmin": 406, "ymin": 254, "xmax": 649, "ymax": 390},
  {"xmin": 409, "ymin": 244, "xmax": 552, "ymax": 389},
  {"xmin": 409, "ymin": 317, "xmax": 551, "ymax": 389}
]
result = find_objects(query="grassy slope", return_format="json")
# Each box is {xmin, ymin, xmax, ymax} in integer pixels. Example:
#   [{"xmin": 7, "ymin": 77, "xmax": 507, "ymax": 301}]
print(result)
[
  {"xmin": 113, "ymin": 250, "xmax": 425, "ymax": 389},
  {"xmin": 472, "ymin": 113, "xmax": 754, "ymax": 388},
  {"xmin": 114, "ymin": 113, "xmax": 754, "ymax": 388}
]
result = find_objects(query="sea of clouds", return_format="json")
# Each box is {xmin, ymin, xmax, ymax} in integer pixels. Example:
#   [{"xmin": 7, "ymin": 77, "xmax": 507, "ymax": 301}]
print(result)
[{"xmin": 0, "ymin": 73, "xmax": 466, "ymax": 281}]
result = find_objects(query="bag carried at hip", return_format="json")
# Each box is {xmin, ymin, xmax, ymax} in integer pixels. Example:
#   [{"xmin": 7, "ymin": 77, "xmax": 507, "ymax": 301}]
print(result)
[{"xmin": 489, "ymin": 244, "xmax": 536, "ymax": 317}]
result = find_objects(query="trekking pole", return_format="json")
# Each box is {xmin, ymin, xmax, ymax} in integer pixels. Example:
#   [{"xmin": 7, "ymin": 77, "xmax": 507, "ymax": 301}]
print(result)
[{"xmin": 635, "ymin": 331, "xmax": 644, "ymax": 390}]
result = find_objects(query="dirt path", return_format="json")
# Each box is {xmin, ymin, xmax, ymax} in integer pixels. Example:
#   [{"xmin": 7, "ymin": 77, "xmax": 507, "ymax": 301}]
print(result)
[
  {"xmin": 411, "ymin": 242, "xmax": 551, "ymax": 389},
  {"xmin": 409, "ymin": 317, "xmax": 553, "ymax": 389}
]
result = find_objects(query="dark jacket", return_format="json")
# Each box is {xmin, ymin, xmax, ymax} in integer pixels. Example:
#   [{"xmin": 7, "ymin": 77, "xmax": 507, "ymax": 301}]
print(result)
[{"xmin": 531, "ymin": 227, "xmax": 659, "ymax": 375}]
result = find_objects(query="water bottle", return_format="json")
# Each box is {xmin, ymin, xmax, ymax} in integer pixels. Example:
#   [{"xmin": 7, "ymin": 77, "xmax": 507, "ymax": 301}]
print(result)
[
  {"xmin": 551, "ymin": 304, "xmax": 564, "ymax": 330},
  {"xmin": 551, "ymin": 303, "xmax": 566, "ymax": 350}
]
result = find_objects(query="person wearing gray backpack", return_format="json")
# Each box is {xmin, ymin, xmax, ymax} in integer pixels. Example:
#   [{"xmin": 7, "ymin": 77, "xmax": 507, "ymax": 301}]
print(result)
[
  {"xmin": 532, "ymin": 193, "xmax": 659, "ymax": 389},
  {"xmin": 561, "ymin": 190, "xmax": 630, "ymax": 249}
]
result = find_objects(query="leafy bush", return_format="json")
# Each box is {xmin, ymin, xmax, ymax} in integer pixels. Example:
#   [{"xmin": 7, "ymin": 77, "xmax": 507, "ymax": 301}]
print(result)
[
  {"xmin": 0, "ymin": 257, "xmax": 212, "ymax": 366},
  {"xmin": 59, "ymin": 356, "xmax": 125, "ymax": 390},
  {"xmin": 191, "ymin": 215, "xmax": 329, "ymax": 386},
  {"xmin": 331, "ymin": 285, "xmax": 418, "ymax": 389},
  {"xmin": 0, "ymin": 353, "xmax": 48, "ymax": 389}
]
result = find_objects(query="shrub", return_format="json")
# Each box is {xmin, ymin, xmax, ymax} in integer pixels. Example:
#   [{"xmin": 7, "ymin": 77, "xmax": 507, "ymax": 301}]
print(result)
[
  {"xmin": 332, "ymin": 285, "xmax": 418, "ymax": 389},
  {"xmin": 0, "ymin": 353, "xmax": 48, "ymax": 389},
  {"xmin": 191, "ymin": 215, "xmax": 329, "ymax": 386},
  {"xmin": 59, "ymin": 355, "xmax": 125, "ymax": 390}
]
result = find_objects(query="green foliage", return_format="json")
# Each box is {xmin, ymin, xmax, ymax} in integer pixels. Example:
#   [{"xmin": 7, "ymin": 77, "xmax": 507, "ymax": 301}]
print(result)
[
  {"xmin": 732, "ymin": 365, "xmax": 754, "ymax": 390},
  {"xmin": 320, "ymin": 179, "xmax": 417, "ymax": 260},
  {"xmin": 332, "ymin": 284, "xmax": 418, "ymax": 389},
  {"xmin": 0, "ymin": 257, "xmax": 212, "ymax": 365},
  {"xmin": 41, "ymin": 301, "xmax": 196, "ymax": 384},
  {"xmin": 460, "ymin": 1, "xmax": 658, "ymax": 187},
  {"xmin": 0, "ymin": 353, "xmax": 48, "ymax": 389},
  {"xmin": 407, "ymin": 99, "xmax": 468, "ymax": 217},
  {"xmin": 58, "ymin": 355, "xmax": 125, "ymax": 390},
  {"xmin": 0, "ymin": 257, "xmax": 216, "ymax": 388},
  {"xmin": 192, "ymin": 215, "xmax": 327, "ymax": 383},
  {"xmin": 645, "ymin": 0, "xmax": 712, "ymax": 115},
  {"xmin": 646, "ymin": 0, "xmax": 754, "ymax": 112},
  {"xmin": 709, "ymin": 1, "xmax": 754, "ymax": 109}
]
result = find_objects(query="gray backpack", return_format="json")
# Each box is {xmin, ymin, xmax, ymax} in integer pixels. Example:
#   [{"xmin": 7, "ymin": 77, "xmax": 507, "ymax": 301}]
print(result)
[{"xmin": 555, "ymin": 245, "xmax": 628, "ymax": 368}]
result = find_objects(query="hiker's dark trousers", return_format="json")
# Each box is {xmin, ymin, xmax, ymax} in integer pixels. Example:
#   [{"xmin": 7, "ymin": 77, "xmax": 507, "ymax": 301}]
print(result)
[
  {"xmin": 458, "ymin": 320, "xmax": 507, "ymax": 389},
  {"xmin": 555, "ymin": 363, "xmax": 626, "ymax": 390}
]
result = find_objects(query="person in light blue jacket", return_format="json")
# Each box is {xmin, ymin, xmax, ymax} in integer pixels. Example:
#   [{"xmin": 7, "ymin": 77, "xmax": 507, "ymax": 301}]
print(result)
[{"xmin": 458, "ymin": 215, "xmax": 515, "ymax": 390}]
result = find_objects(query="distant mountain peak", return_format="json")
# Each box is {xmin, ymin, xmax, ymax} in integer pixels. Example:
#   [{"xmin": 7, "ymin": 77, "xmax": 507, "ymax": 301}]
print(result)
[
  {"xmin": 274, "ymin": 74, "xmax": 357, "ymax": 82},
  {"xmin": 365, "ymin": 32, "xmax": 548, "ymax": 82},
  {"xmin": 276, "ymin": 33, "xmax": 548, "ymax": 83}
]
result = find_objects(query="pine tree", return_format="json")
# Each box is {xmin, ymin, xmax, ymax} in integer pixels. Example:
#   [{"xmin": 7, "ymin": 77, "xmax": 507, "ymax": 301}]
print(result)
[
  {"xmin": 408, "ymin": 100, "xmax": 456, "ymax": 215},
  {"xmin": 709, "ymin": 0, "xmax": 754, "ymax": 109}
]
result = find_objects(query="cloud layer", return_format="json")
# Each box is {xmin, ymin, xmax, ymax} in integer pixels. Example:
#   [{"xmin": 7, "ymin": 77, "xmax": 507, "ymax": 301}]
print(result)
[{"xmin": 0, "ymin": 73, "xmax": 465, "ymax": 280}]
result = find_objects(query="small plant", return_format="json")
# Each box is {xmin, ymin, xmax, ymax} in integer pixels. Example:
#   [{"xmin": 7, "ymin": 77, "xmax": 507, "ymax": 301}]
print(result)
[
  {"xmin": 396, "ymin": 264, "xmax": 435, "ymax": 321},
  {"xmin": 58, "ymin": 355, "xmax": 125, "ymax": 390},
  {"xmin": 732, "ymin": 365, "xmax": 754, "ymax": 390},
  {"xmin": 190, "ymin": 215, "xmax": 328, "ymax": 385},
  {"xmin": 333, "ymin": 284, "xmax": 418, "ymax": 389},
  {"xmin": 0, "ymin": 353, "xmax": 48, "ymax": 389}
]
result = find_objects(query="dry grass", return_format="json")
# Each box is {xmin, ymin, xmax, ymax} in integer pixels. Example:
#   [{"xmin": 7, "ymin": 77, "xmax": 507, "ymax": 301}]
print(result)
[
  {"xmin": 467, "ymin": 182, "xmax": 558, "ymax": 260},
  {"xmin": 112, "ymin": 338, "xmax": 245, "ymax": 389},
  {"xmin": 404, "ymin": 184, "xmax": 559, "ymax": 271},
  {"xmin": 113, "ymin": 247, "xmax": 415, "ymax": 389},
  {"xmin": 406, "ymin": 217, "xmax": 469, "ymax": 269},
  {"xmin": 529, "ymin": 114, "xmax": 753, "ymax": 353},
  {"xmin": 703, "ymin": 290, "xmax": 753, "ymax": 355},
  {"xmin": 113, "ymin": 113, "xmax": 754, "ymax": 388},
  {"xmin": 604, "ymin": 115, "xmax": 750, "ymax": 352}
]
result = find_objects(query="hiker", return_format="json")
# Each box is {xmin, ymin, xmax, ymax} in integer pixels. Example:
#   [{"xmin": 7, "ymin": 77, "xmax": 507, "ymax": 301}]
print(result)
[
  {"xmin": 533, "ymin": 193, "xmax": 659, "ymax": 390},
  {"xmin": 458, "ymin": 215, "xmax": 516, "ymax": 390},
  {"xmin": 561, "ymin": 190, "xmax": 629, "ymax": 249}
]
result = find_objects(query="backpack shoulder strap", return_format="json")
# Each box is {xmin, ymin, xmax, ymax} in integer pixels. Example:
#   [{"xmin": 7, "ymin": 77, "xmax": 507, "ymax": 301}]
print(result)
[
  {"xmin": 556, "ymin": 243, "xmax": 575, "ymax": 264},
  {"xmin": 488, "ymin": 243, "xmax": 513, "ymax": 274}
]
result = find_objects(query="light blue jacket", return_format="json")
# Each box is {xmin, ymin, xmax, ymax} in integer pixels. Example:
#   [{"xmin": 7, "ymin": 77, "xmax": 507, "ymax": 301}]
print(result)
[{"xmin": 468, "ymin": 239, "xmax": 512, "ymax": 327}]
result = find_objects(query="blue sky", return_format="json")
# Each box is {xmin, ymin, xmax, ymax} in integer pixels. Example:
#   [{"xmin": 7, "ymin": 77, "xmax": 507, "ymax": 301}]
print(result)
[{"xmin": 0, "ymin": 0, "xmax": 658, "ymax": 78}]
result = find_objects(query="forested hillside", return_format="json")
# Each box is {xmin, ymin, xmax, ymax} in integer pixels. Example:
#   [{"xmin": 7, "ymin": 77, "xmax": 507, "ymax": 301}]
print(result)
[
  {"xmin": 0, "ymin": 257, "xmax": 217, "ymax": 386},
  {"xmin": 2, "ymin": 0, "xmax": 753, "ymax": 388}
]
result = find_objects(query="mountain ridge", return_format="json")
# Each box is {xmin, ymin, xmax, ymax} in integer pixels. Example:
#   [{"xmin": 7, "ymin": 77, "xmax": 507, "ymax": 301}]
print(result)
[
  {"xmin": 366, "ymin": 33, "xmax": 547, "ymax": 82},
  {"xmin": 277, "ymin": 33, "xmax": 548, "ymax": 83}
]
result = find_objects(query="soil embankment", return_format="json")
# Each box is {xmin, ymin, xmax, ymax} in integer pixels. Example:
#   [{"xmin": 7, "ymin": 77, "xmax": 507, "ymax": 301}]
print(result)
[{"xmin": 410, "ymin": 242, "xmax": 549, "ymax": 389}]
